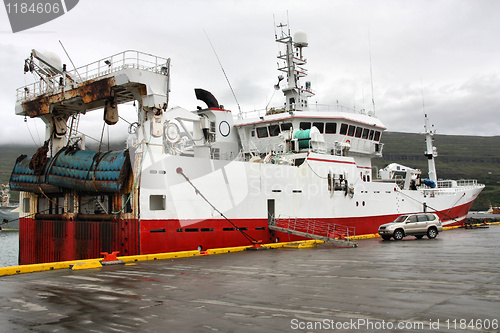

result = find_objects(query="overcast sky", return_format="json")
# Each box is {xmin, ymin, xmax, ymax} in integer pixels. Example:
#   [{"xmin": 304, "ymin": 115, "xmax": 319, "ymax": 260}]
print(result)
[{"xmin": 1, "ymin": 0, "xmax": 499, "ymax": 146}]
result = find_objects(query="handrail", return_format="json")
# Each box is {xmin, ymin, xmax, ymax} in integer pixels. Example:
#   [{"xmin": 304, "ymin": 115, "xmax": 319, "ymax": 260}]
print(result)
[
  {"xmin": 273, "ymin": 216, "xmax": 356, "ymax": 241},
  {"xmin": 437, "ymin": 179, "xmax": 481, "ymax": 188},
  {"xmin": 238, "ymin": 104, "xmax": 376, "ymax": 120}
]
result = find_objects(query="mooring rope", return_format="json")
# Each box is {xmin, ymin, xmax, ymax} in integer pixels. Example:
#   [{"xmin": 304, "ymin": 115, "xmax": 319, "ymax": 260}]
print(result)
[{"xmin": 397, "ymin": 189, "xmax": 466, "ymax": 224}]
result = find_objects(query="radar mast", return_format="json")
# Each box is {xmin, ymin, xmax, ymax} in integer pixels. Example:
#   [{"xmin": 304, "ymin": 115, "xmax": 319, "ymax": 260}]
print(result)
[{"xmin": 275, "ymin": 23, "xmax": 314, "ymax": 111}]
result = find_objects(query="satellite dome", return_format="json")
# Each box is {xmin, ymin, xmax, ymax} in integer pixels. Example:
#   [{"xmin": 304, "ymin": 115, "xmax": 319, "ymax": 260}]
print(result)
[
  {"xmin": 39, "ymin": 51, "xmax": 62, "ymax": 70},
  {"xmin": 294, "ymin": 30, "xmax": 308, "ymax": 47}
]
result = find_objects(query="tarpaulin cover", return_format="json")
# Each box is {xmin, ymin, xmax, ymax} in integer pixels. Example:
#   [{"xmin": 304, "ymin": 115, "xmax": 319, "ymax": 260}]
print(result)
[{"xmin": 10, "ymin": 148, "xmax": 131, "ymax": 193}]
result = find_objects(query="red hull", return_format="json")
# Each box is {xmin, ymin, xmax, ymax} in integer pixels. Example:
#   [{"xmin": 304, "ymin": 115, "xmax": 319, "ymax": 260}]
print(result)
[
  {"xmin": 18, "ymin": 201, "xmax": 474, "ymax": 265},
  {"xmin": 18, "ymin": 218, "xmax": 139, "ymax": 265}
]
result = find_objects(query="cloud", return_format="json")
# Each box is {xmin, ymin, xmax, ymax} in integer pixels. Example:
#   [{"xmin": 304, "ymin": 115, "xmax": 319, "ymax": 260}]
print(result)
[
  {"xmin": 1, "ymin": 0, "xmax": 499, "ymax": 146},
  {"xmin": 375, "ymin": 73, "xmax": 500, "ymax": 136}
]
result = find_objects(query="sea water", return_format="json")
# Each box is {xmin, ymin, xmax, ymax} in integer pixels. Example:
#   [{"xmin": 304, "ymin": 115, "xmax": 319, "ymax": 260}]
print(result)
[{"xmin": 0, "ymin": 231, "xmax": 18, "ymax": 267}]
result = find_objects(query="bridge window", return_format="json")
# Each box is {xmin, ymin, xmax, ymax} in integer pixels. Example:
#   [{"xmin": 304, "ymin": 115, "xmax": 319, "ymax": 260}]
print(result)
[
  {"xmin": 313, "ymin": 122, "xmax": 324, "ymax": 133},
  {"xmin": 256, "ymin": 126, "xmax": 268, "ymax": 138},
  {"xmin": 281, "ymin": 123, "xmax": 292, "ymax": 131},
  {"xmin": 325, "ymin": 122, "xmax": 337, "ymax": 134},
  {"xmin": 269, "ymin": 124, "xmax": 280, "ymax": 137},
  {"xmin": 374, "ymin": 131, "xmax": 381, "ymax": 141},
  {"xmin": 362, "ymin": 128, "xmax": 369, "ymax": 139},
  {"xmin": 300, "ymin": 122, "xmax": 311, "ymax": 130},
  {"xmin": 355, "ymin": 127, "xmax": 363, "ymax": 138},
  {"xmin": 369, "ymin": 129, "xmax": 374, "ymax": 140},
  {"xmin": 347, "ymin": 125, "xmax": 356, "ymax": 136},
  {"xmin": 340, "ymin": 123, "xmax": 348, "ymax": 135}
]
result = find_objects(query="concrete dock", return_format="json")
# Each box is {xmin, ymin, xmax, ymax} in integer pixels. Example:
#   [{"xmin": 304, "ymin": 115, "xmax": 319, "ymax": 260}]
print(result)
[{"xmin": 1, "ymin": 226, "xmax": 499, "ymax": 332}]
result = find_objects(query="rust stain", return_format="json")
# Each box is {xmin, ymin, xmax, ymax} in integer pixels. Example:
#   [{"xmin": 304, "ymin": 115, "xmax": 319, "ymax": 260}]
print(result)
[
  {"xmin": 23, "ymin": 96, "xmax": 50, "ymax": 117},
  {"xmin": 22, "ymin": 77, "xmax": 116, "ymax": 118},
  {"xmin": 112, "ymin": 193, "xmax": 122, "ymax": 214},
  {"xmin": 77, "ymin": 77, "xmax": 116, "ymax": 104},
  {"xmin": 138, "ymin": 84, "xmax": 147, "ymax": 97}
]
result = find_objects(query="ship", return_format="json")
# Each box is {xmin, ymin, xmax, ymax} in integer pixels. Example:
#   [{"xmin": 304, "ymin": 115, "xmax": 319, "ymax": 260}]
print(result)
[
  {"xmin": 0, "ymin": 184, "xmax": 19, "ymax": 231},
  {"xmin": 488, "ymin": 206, "xmax": 500, "ymax": 214},
  {"xmin": 9, "ymin": 24, "xmax": 484, "ymax": 265}
]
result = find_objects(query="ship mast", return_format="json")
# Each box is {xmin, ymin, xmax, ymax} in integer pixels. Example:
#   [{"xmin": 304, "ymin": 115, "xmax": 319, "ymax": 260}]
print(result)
[
  {"xmin": 275, "ymin": 23, "xmax": 314, "ymax": 111},
  {"xmin": 424, "ymin": 114, "xmax": 438, "ymax": 183}
]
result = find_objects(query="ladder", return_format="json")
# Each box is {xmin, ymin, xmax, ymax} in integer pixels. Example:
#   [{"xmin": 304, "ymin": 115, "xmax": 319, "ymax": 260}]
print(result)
[{"xmin": 269, "ymin": 217, "xmax": 358, "ymax": 248}]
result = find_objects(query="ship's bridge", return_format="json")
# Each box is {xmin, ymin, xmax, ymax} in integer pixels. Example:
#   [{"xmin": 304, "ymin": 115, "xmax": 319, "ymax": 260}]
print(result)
[{"xmin": 234, "ymin": 107, "xmax": 386, "ymax": 159}]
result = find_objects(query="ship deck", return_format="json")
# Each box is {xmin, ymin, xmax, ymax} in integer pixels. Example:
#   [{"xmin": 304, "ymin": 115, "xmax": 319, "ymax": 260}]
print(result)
[{"xmin": 1, "ymin": 226, "xmax": 499, "ymax": 332}]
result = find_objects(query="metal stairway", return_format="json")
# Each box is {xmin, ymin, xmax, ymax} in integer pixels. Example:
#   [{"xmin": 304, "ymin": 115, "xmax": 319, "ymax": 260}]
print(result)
[{"xmin": 269, "ymin": 217, "xmax": 358, "ymax": 248}]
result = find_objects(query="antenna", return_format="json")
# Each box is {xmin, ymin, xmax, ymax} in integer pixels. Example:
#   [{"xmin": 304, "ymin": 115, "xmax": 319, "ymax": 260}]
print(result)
[
  {"xmin": 203, "ymin": 29, "xmax": 242, "ymax": 117},
  {"xmin": 420, "ymin": 79, "xmax": 426, "ymax": 116},
  {"xmin": 287, "ymin": 10, "xmax": 290, "ymax": 36},
  {"xmin": 59, "ymin": 40, "xmax": 82, "ymax": 82},
  {"xmin": 421, "ymin": 83, "xmax": 438, "ymax": 182},
  {"xmin": 368, "ymin": 30, "xmax": 376, "ymax": 115},
  {"xmin": 273, "ymin": 14, "xmax": 277, "ymax": 39}
]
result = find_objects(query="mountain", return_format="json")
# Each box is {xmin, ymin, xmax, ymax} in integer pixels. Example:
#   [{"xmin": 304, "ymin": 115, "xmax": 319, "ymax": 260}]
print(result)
[
  {"xmin": 372, "ymin": 132, "xmax": 500, "ymax": 210},
  {"xmin": 0, "ymin": 145, "xmax": 37, "ymax": 185}
]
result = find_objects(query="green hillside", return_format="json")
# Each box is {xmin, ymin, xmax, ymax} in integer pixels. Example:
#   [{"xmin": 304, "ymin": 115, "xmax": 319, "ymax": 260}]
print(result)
[
  {"xmin": 373, "ymin": 132, "xmax": 500, "ymax": 210},
  {"xmin": 0, "ymin": 145, "xmax": 37, "ymax": 204},
  {"xmin": 0, "ymin": 145, "xmax": 37, "ymax": 185}
]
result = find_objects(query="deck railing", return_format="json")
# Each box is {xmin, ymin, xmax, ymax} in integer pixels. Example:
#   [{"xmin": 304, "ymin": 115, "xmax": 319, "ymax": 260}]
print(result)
[
  {"xmin": 239, "ymin": 104, "xmax": 374, "ymax": 120},
  {"xmin": 437, "ymin": 179, "xmax": 480, "ymax": 188}
]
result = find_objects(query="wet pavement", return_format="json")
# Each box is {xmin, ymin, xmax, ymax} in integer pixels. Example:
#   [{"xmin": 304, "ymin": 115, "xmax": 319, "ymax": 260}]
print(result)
[{"xmin": 0, "ymin": 227, "xmax": 499, "ymax": 332}]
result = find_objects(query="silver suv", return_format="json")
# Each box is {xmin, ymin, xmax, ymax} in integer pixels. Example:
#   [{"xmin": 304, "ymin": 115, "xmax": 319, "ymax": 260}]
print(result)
[{"xmin": 378, "ymin": 213, "xmax": 443, "ymax": 241}]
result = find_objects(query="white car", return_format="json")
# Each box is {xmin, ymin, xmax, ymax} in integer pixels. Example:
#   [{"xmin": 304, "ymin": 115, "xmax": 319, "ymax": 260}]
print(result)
[{"xmin": 378, "ymin": 213, "xmax": 443, "ymax": 241}]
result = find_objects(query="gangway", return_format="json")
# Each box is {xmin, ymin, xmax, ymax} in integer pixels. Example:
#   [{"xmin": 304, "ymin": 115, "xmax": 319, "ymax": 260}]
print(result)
[{"xmin": 269, "ymin": 217, "xmax": 358, "ymax": 248}]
